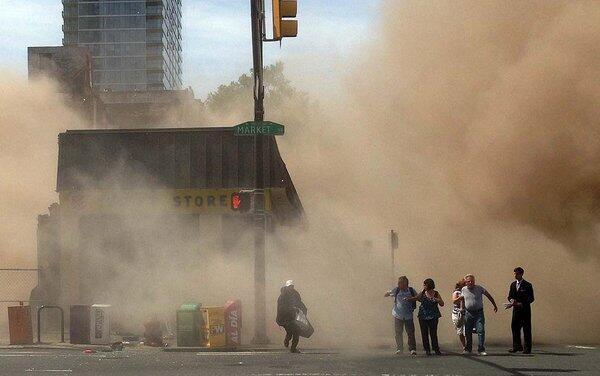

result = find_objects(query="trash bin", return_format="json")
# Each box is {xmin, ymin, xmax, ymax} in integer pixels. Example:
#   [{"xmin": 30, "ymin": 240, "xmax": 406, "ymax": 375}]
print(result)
[
  {"xmin": 201, "ymin": 307, "xmax": 226, "ymax": 348},
  {"xmin": 143, "ymin": 319, "xmax": 163, "ymax": 347},
  {"xmin": 8, "ymin": 305, "xmax": 33, "ymax": 345},
  {"xmin": 90, "ymin": 304, "xmax": 111, "ymax": 345},
  {"xmin": 176, "ymin": 303, "xmax": 203, "ymax": 347},
  {"xmin": 224, "ymin": 300, "xmax": 242, "ymax": 347},
  {"xmin": 70, "ymin": 305, "xmax": 91, "ymax": 344}
]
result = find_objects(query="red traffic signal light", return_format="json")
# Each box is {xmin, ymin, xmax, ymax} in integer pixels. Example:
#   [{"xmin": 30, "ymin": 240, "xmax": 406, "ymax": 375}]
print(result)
[{"xmin": 231, "ymin": 191, "xmax": 252, "ymax": 212}]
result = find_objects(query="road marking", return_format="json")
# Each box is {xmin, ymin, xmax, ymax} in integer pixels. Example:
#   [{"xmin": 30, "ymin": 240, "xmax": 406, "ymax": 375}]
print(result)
[
  {"xmin": 251, "ymin": 374, "xmax": 357, "ymax": 376},
  {"xmin": 568, "ymin": 345, "xmax": 596, "ymax": 349},
  {"xmin": 196, "ymin": 351, "xmax": 281, "ymax": 356},
  {"xmin": 25, "ymin": 370, "xmax": 73, "ymax": 373}
]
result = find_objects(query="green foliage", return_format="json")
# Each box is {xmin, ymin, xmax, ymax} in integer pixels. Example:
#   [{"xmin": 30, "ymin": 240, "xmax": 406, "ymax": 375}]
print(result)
[{"xmin": 204, "ymin": 62, "xmax": 309, "ymax": 122}]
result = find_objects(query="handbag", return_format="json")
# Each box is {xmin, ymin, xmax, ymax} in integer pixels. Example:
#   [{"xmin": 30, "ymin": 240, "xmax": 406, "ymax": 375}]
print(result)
[{"xmin": 294, "ymin": 308, "xmax": 314, "ymax": 338}]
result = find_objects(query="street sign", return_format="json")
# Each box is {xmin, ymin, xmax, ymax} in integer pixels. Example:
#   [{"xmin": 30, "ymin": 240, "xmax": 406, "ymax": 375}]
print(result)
[{"xmin": 233, "ymin": 121, "xmax": 285, "ymax": 136}]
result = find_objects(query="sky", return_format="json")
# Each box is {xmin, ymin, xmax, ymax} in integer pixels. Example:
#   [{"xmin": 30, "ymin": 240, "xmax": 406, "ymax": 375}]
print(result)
[{"xmin": 0, "ymin": 0, "xmax": 377, "ymax": 98}]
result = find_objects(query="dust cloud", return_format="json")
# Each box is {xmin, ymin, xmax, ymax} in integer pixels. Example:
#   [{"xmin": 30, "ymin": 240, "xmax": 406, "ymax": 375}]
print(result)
[
  {"xmin": 272, "ymin": 0, "xmax": 600, "ymax": 346},
  {"xmin": 0, "ymin": 75, "xmax": 78, "ymax": 268},
  {"xmin": 2, "ymin": 0, "xmax": 600, "ymax": 347},
  {"xmin": 0, "ymin": 74, "xmax": 80, "ymax": 334}
]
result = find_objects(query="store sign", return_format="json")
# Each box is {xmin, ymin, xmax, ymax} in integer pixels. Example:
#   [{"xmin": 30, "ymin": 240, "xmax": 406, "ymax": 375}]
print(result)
[{"xmin": 60, "ymin": 189, "xmax": 273, "ymax": 215}]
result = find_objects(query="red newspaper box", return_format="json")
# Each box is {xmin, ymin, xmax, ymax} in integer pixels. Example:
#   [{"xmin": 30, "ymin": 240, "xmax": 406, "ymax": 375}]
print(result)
[
  {"xmin": 224, "ymin": 300, "xmax": 242, "ymax": 347},
  {"xmin": 8, "ymin": 305, "xmax": 33, "ymax": 345}
]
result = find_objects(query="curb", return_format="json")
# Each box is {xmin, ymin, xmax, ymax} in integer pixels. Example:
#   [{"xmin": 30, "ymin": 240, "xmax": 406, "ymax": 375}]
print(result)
[
  {"xmin": 163, "ymin": 346, "xmax": 285, "ymax": 353},
  {"xmin": 0, "ymin": 344, "xmax": 113, "ymax": 352}
]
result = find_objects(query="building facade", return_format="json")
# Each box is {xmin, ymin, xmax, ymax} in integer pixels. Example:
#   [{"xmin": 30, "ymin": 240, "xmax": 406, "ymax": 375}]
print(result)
[{"xmin": 62, "ymin": 0, "xmax": 182, "ymax": 91}]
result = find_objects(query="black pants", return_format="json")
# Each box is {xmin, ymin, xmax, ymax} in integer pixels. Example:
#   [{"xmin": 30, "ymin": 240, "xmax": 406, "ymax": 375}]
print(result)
[
  {"xmin": 394, "ymin": 318, "xmax": 416, "ymax": 351},
  {"xmin": 284, "ymin": 325, "xmax": 299, "ymax": 351},
  {"xmin": 511, "ymin": 308, "xmax": 532, "ymax": 352},
  {"xmin": 418, "ymin": 318, "xmax": 439, "ymax": 353}
]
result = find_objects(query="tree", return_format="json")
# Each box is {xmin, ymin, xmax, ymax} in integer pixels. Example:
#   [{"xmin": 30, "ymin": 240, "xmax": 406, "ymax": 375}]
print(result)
[{"xmin": 204, "ymin": 62, "xmax": 310, "ymax": 125}]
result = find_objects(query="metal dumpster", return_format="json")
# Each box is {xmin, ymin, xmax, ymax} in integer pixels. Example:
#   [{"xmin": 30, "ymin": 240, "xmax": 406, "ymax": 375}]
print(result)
[{"xmin": 176, "ymin": 303, "xmax": 203, "ymax": 347}]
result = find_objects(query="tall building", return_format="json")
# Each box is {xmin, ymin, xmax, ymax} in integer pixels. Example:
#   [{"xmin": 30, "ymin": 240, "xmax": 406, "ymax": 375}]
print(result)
[{"xmin": 62, "ymin": 0, "xmax": 182, "ymax": 92}]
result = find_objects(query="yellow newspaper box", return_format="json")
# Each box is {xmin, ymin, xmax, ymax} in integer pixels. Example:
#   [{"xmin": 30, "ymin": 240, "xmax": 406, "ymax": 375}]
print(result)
[{"xmin": 201, "ymin": 307, "xmax": 226, "ymax": 347}]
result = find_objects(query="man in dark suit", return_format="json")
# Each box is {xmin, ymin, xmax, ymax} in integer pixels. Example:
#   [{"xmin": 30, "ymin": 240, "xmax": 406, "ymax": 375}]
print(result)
[{"xmin": 507, "ymin": 267, "xmax": 534, "ymax": 354}]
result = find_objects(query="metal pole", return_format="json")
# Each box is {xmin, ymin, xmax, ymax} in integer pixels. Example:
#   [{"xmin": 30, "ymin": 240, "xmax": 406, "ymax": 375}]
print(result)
[
  {"xmin": 390, "ymin": 230, "xmax": 395, "ymax": 278},
  {"xmin": 251, "ymin": 0, "xmax": 268, "ymax": 344}
]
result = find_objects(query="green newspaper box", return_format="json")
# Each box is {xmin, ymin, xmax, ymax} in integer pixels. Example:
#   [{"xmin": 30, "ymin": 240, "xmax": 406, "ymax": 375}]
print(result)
[{"xmin": 176, "ymin": 303, "xmax": 203, "ymax": 347}]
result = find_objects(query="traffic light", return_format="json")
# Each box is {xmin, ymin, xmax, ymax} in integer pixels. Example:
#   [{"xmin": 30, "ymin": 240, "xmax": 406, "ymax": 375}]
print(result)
[
  {"xmin": 231, "ymin": 191, "xmax": 252, "ymax": 212},
  {"xmin": 272, "ymin": 0, "xmax": 298, "ymax": 40}
]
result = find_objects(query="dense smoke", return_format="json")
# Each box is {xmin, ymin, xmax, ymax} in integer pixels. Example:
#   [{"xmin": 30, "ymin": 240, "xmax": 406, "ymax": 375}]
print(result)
[
  {"xmin": 0, "ymin": 75, "xmax": 78, "ymax": 267},
  {"xmin": 2, "ymin": 0, "xmax": 599, "ymax": 346},
  {"xmin": 273, "ymin": 0, "xmax": 600, "ymax": 344},
  {"xmin": 346, "ymin": 1, "xmax": 600, "ymax": 255}
]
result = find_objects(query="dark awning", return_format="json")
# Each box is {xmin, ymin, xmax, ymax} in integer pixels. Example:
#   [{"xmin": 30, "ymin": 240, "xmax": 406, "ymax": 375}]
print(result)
[{"xmin": 57, "ymin": 127, "xmax": 304, "ymax": 223}]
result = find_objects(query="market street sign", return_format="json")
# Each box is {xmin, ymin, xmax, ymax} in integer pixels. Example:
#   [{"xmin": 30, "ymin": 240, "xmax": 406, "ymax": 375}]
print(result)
[{"xmin": 233, "ymin": 121, "xmax": 285, "ymax": 136}]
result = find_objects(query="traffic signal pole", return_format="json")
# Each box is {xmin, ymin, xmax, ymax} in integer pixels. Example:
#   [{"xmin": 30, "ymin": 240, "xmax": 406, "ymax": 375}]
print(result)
[{"xmin": 250, "ymin": 0, "xmax": 268, "ymax": 344}]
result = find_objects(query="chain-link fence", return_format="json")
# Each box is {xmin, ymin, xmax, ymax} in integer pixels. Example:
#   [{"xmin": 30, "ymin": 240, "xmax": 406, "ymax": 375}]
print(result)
[{"xmin": 0, "ymin": 268, "xmax": 39, "ymax": 341}]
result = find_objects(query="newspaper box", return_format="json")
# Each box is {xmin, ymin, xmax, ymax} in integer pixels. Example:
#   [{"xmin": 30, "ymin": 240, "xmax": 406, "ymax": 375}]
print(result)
[
  {"xmin": 70, "ymin": 305, "xmax": 91, "ymax": 344},
  {"xmin": 201, "ymin": 307, "xmax": 226, "ymax": 347},
  {"xmin": 224, "ymin": 300, "xmax": 242, "ymax": 347},
  {"xmin": 8, "ymin": 305, "xmax": 33, "ymax": 345},
  {"xmin": 90, "ymin": 304, "xmax": 111, "ymax": 345},
  {"xmin": 176, "ymin": 303, "xmax": 203, "ymax": 347}
]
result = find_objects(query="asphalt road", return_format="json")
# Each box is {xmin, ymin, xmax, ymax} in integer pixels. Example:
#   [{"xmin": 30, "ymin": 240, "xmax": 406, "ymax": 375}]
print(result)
[{"xmin": 0, "ymin": 345, "xmax": 598, "ymax": 376}]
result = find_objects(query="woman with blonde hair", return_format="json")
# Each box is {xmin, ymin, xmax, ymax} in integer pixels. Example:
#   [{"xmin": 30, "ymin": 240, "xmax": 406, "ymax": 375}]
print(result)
[{"xmin": 452, "ymin": 279, "xmax": 466, "ymax": 350}]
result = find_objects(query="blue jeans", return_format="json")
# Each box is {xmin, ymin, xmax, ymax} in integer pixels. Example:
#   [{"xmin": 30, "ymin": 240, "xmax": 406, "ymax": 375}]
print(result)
[{"xmin": 464, "ymin": 310, "xmax": 485, "ymax": 352}]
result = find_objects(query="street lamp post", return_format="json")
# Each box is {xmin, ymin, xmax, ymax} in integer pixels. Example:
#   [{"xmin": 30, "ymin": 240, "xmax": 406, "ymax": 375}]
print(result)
[{"xmin": 250, "ymin": 0, "xmax": 268, "ymax": 344}]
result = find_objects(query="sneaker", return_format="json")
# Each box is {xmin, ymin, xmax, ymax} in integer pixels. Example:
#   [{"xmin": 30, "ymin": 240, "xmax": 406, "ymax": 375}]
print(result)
[
  {"xmin": 508, "ymin": 348, "xmax": 521, "ymax": 353},
  {"xmin": 290, "ymin": 348, "xmax": 301, "ymax": 354},
  {"xmin": 410, "ymin": 350, "xmax": 417, "ymax": 356},
  {"xmin": 395, "ymin": 350, "xmax": 402, "ymax": 355},
  {"xmin": 462, "ymin": 350, "xmax": 471, "ymax": 355},
  {"xmin": 478, "ymin": 351, "xmax": 487, "ymax": 356},
  {"xmin": 434, "ymin": 350, "xmax": 442, "ymax": 356},
  {"xmin": 425, "ymin": 351, "xmax": 432, "ymax": 356}
]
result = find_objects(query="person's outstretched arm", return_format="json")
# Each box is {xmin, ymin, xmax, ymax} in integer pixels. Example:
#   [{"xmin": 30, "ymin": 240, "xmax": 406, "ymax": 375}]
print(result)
[
  {"xmin": 404, "ymin": 291, "xmax": 423, "ymax": 302},
  {"xmin": 483, "ymin": 290, "xmax": 498, "ymax": 313}
]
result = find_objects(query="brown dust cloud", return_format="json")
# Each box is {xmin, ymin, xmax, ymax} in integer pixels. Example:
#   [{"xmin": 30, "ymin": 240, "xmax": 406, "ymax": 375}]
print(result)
[
  {"xmin": 273, "ymin": 0, "xmax": 600, "ymax": 346},
  {"xmin": 1, "ymin": 0, "xmax": 600, "ymax": 346}
]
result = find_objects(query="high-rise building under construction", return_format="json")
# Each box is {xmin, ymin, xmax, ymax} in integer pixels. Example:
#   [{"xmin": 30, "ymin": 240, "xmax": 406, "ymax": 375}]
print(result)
[{"xmin": 62, "ymin": 0, "xmax": 182, "ymax": 91}]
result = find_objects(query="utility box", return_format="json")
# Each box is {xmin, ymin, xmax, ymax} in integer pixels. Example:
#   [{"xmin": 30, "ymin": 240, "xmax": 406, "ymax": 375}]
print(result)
[
  {"xmin": 8, "ymin": 306, "xmax": 33, "ymax": 345},
  {"xmin": 176, "ymin": 303, "xmax": 203, "ymax": 347},
  {"xmin": 224, "ymin": 300, "xmax": 242, "ymax": 347},
  {"xmin": 201, "ymin": 307, "xmax": 226, "ymax": 348},
  {"xmin": 90, "ymin": 304, "xmax": 111, "ymax": 345},
  {"xmin": 70, "ymin": 305, "xmax": 91, "ymax": 344}
]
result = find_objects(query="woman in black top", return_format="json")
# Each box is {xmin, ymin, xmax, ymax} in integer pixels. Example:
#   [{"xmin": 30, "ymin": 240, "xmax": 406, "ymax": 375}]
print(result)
[{"xmin": 406, "ymin": 278, "xmax": 444, "ymax": 355}]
